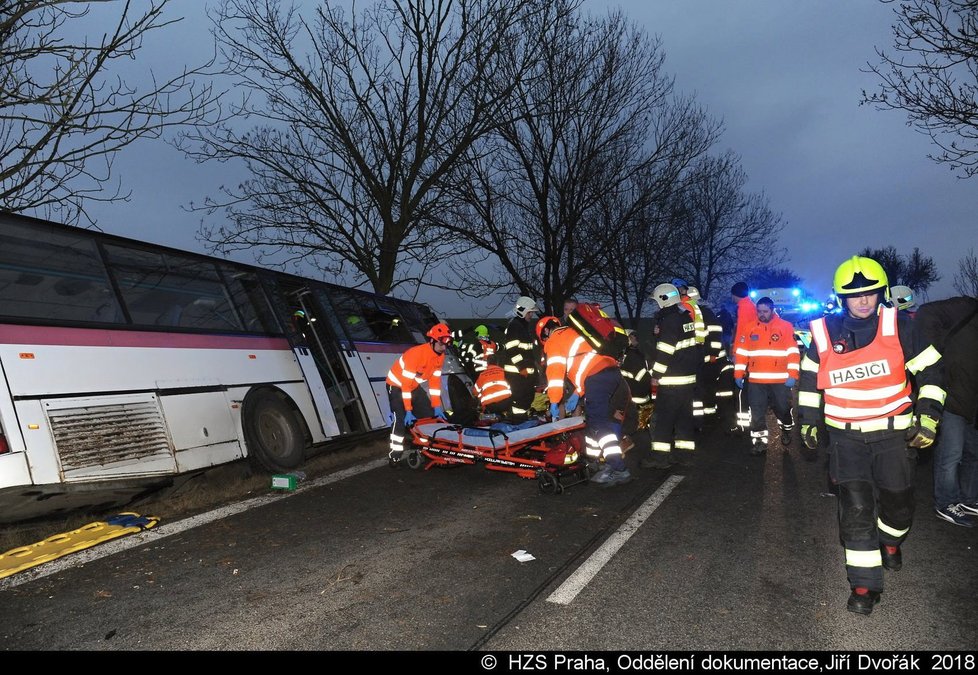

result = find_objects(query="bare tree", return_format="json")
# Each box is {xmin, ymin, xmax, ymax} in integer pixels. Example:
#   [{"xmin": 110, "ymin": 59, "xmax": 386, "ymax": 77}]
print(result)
[
  {"xmin": 0, "ymin": 0, "xmax": 219, "ymax": 225},
  {"xmin": 670, "ymin": 151, "xmax": 785, "ymax": 302},
  {"xmin": 179, "ymin": 0, "xmax": 549, "ymax": 296},
  {"xmin": 954, "ymin": 247, "xmax": 978, "ymax": 297},
  {"xmin": 438, "ymin": 6, "xmax": 718, "ymax": 315},
  {"xmin": 862, "ymin": 0, "xmax": 978, "ymax": 177},
  {"xmin": 858, "ymin": 245, "xmax": 941, "ymax": 297}
]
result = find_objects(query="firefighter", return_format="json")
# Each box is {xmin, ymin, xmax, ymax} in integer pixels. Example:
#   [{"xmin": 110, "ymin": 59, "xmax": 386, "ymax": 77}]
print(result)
[
  {"xmin": 473, "ymin": 356, "xmax": 512, "ymax": 418},
  {"xmin": 689, "ymin": 286, "xmax": 725, "ymax": 425},
  {"xmin": 733, "ymin": 296, "xmax": 799, "ymax": 455},
  {"xmin": 385, "ymin": 322, "xmax": 452, "ymax": 465},
  {"xmin": 537, "ymin": 315, "xmax": 632, "ymax": 487},
  {"xmin": 460, "ymin": 324, "xmax": 497, "ymax": 378},
  {"xmin": 798, "ymin": 256, "xmax": 945, "ymax": 616},
  {"xmin": 644, "ymin": 283, "xmax": 700, "ymax": 470},
  {"xmin": 619, "ymin": 328, "xmax": 652, "ymax": 454},
  {"xmin": 673, "ymin": 279, "xmax": 707, "ymax": 422},
  {"xmin": 502, "ymin": 296, "xmax": 540, "ymax": 420}
]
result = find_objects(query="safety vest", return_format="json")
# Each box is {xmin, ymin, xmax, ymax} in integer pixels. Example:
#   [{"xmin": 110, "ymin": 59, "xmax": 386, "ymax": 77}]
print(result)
[
  {"xmin": 810, "ymin": 306, "xmax": 911, "ymax": 423},
  {"xmin": 543, "ymin": 326, "xmax": 617, "ymax": 402},
  {"xmin": 733, "ymin": 315, "xmax": 800, "ymax": 383},
  {"xmin": 474, "ymin": 365, "xmax": 511, "ymax": 406},
  {"xmin": 386, "ymin": 343, "xmax": 444, "ymax": 411}
]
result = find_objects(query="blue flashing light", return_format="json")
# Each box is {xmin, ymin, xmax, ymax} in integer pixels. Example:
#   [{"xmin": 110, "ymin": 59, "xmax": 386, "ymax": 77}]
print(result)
[
  {"xmin": 792, "ymin": 288, "xmax": 800, "ymax": 297},
  {"xmin": 749, "ymin": 290, "xmax": 758, "ymax": 299}
]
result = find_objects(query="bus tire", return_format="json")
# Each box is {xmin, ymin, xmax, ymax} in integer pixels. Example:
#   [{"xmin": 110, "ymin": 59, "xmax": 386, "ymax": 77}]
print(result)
[{"xmin": 243, "ymin": 389, "xmax": 307, "ymax": 473}]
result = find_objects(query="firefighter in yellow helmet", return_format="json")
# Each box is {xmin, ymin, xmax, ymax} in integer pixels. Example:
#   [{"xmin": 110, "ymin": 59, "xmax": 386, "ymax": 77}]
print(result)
[{"xmin": 797, "ymin": 256, "xmax": 945, "ymax": 616}]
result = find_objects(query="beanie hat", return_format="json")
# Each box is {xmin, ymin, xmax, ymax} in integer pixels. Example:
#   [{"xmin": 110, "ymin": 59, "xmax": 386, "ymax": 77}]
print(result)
[{"xmin": 731, "ymin": 281, "xmax": 749, "ymax": 298}]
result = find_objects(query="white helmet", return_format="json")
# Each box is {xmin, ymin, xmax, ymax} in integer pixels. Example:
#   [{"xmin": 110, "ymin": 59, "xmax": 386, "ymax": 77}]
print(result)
[
  {"xmin": 514, "ymin": 296, "xmax": 538, "ymax": 318},
  {"xmin": 890, "ymin": 285, "xmax": 914, "ymax": 310},
  {"xmin": 687, "ymin": 286, "xmax": 701, "ymax": 301},
  {"xmin": 652, "ymin": 283, "xmax": 681, "ymax": 309}
]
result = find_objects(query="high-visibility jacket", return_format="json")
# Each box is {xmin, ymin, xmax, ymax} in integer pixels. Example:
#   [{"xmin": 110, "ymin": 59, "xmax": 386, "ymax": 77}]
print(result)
[
  {"xmin": 733, "ymin": 296, "xmax": 757, "ymax": 348},
  {"xmin": 733, "ymin": 314, "xmax": 800, "ymax": 383},
  {"xmin": 620, "ymin": 345, "xmax": 651, "ymax": 404},
  {"xmin": 811, "ymin": 306, "xmax": 911, "ymax": 423},
  {"xmin": 502, "ymin": 316, "xmax": 537, "ymax": 377},
  {"xmin": 474, "ymin": 365, "xmax": 511, "ymax": 407},
  {"xmin": 683, "ymin": 298, "xmax": 706, "ymax": 346},
  {"xmin": 543, "ymin": 326, "xmax": 617, "ymax": 402},
  {"xmin": 651, "ymin": 305, "xmax": 700, "ymax": 386},
  {"xmin": 386, "ymin": 343, "xmax": 444, "ymax": 411},
  {"xmin": 799, "ymin": 305, "xmax": 945, "ymax": 431}
]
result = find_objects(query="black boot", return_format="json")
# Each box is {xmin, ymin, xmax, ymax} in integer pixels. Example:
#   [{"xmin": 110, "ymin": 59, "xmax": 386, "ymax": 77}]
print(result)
[
  {"xmin": 749, "ymin": 441, "xmax": 766, "ymax": 456},
  {"xmin": 881, "ymin": 545, "xmax": 903, "ymax": 571},
  {"xmin": 846, "ymin": 587, "xmax": 881, "ymax": 615},
  {"xmin": 780, "ymin": 428, "xmax": 792, "ymax": 447}
]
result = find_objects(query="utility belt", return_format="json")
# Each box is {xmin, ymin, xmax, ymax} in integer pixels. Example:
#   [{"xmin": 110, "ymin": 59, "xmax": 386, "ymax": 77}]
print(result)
[{"xmin": 825, "ymin": 412, "xmax": 913, "ymax": 433}]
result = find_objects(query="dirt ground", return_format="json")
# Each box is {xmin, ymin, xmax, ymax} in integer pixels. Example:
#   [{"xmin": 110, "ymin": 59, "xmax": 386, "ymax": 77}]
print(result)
[{"xmin": 0, "ymin": 434, "xmax": 388, "ymax": 553}]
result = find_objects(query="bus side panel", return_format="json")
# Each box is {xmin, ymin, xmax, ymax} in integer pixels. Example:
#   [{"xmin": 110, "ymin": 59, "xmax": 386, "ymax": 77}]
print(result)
[
  {"xmin": 0, "ymin": 452, "xmax": 32, "ymax": 490},
  {"xmin": 0, "ymin": 334, "xmax": 300, "ymax": 399},
  {"xmin": 159, "ymin": 391, "xmax": 243, "ymax": 472},
  {"xmin": 13, "ymin": 399, "xmax": 60, "ymax": 485}
]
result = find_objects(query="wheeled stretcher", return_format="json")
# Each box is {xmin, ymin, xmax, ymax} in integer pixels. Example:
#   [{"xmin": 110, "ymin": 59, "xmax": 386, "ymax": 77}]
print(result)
[{"xmin": 405, "ymin": 416, "xmax": 590, "ymax": 494}]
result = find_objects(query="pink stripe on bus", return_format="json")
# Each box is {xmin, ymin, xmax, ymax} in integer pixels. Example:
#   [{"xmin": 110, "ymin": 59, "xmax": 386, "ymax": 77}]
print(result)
[
  {"xmin": 353, "ymin": 341, "xmax": 417, "ymax": 353},
  {"xmin": 0, "ymin": 325, "xmax": 291, "ymax": 351}
]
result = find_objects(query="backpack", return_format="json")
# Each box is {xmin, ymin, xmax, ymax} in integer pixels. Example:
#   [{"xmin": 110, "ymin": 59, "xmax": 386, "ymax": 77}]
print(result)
[{"xmin": 567, "ymin": 303, "xmax": 628, "ymax": 359}]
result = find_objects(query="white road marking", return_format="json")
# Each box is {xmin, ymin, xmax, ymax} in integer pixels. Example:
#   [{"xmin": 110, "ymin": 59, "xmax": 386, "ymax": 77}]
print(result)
[
  {"xmin": 0, "ymin": 458, "xmax": 387, "ymax": 590},
  {"xmin": 546, "ymin": 473, "xmax": 684, "ymax": 605}
]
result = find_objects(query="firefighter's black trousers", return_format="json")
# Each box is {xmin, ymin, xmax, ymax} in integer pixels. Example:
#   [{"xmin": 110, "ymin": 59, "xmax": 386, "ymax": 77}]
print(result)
[{"xmin": 828, "ymin": 427, "xmax": 915, "ymax": 593}]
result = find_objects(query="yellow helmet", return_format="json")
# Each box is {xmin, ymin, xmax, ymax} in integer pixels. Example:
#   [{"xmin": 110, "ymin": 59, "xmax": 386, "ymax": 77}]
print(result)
[{"xmin": 833, "ymin": 256, "xmax": 889, "ymax": 300}]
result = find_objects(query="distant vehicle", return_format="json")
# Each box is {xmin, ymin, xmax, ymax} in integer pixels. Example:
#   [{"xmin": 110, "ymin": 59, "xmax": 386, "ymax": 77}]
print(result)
[
  {"xmin": 749, "ymin": 287, "xmax": 825, "ymax": 323},
  {"xmin": 0, "ymin": 212, "xmax": 440, "ymax": 522}
]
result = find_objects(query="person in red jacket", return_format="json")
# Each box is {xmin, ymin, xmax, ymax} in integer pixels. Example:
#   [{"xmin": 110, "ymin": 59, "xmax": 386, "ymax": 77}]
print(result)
[
  {"xmin": 385, "ymin": 322, "xmax": 451, "ymax": 465},
  {"xmin": 733, "ymin": 296, "xmax": 800, "ymax": 455}
]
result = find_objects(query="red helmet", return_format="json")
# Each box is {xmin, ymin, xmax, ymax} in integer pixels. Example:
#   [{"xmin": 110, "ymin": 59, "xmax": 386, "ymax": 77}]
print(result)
[
  {"xmin": 426, "ymin": 322, "xmax": 452, "ymax": 343},
  {"xmin": 535, "ymin": 315, "xmax": 561, "ymax": 342}
]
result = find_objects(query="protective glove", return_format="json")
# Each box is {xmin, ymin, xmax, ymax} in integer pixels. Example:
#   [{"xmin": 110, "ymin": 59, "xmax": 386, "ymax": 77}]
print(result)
[
  {"xmin": 801, "ymin": 423, "xmax": 818, "ymax": 450},
  {"xmin": 403, "ymin": 410, "xmax": 417, "ymax": 427},
  {"xmin": 549, "ymin": 403, "xmax": 560, "ymax": 421},
  {"xmin": 433, "ymin": 406, "xmax": 446, "ymax": 420},
  {"xmin": 906, "ymin": 414, "xmax": 938, "ymax": 449},
  {"xmin": 784, "ymin": 377, "xmax": 797, "ymax": 388},
  {"xmin": 735, "ymin": 377, "xmax": 745, "ymax": 389},
  {"xmin": 565, "ymin": 393, "xmax": 580, "ymax": 414}
]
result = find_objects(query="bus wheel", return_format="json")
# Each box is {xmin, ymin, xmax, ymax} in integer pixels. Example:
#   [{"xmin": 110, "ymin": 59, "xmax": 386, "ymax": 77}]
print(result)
[{"xmin": 243, "ymin": 389, "xmax": 306, "ymax": 473}]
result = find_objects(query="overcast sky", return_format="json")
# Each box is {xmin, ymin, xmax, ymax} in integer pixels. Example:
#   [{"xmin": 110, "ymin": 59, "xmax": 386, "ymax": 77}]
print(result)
[{"xmin": 81, "ymin": 0, "xmax": 977, "ymax": 314}]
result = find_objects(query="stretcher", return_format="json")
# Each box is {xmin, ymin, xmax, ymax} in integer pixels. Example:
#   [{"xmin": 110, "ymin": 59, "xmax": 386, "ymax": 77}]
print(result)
[{"xmin": 406, "ymin": 416, "xmax": 590, "ymax": 494}]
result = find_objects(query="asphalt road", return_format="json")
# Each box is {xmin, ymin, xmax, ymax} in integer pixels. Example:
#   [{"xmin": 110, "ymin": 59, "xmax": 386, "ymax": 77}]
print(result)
[{"xmin": 1, "ymin": 418, "xmax": 976, "ymax": 652}]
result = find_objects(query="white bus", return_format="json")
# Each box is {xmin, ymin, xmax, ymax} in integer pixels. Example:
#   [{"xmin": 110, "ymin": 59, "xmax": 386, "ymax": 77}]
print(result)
[{"xmin": 0, "ymin": 213, "xmax": 439, "ymax": 523}]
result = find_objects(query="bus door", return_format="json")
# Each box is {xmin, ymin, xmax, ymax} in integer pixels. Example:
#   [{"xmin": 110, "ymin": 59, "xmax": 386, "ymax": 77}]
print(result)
[{"xmin": 273, "ymin": 282, "xmax": 371, "ymax": 437}]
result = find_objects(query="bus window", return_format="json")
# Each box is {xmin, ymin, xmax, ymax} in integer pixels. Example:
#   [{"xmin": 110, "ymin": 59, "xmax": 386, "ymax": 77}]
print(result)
[
  {"xmin": 321, "ymin": 287, "xmax": 380, "ymax": 341},
  {"xmin": 0, "ymin": 222, "xmax": 125, "ymax": 324},
  {"xmin": 371, "ymin": 297, "xmax": 415, "ymax": 343},
  {"xmin": 103, "ymin": 244, "xmax": 243, "ymax": 330},
  {"xmin": 219, "ymin": 267, "xmax": 282, "ymax": 334}
]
